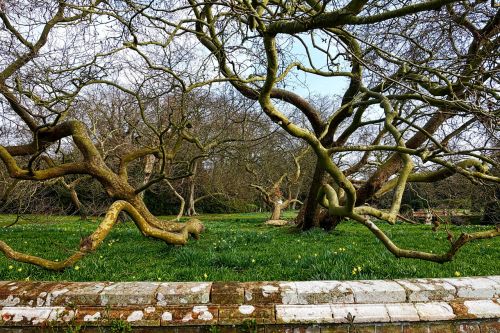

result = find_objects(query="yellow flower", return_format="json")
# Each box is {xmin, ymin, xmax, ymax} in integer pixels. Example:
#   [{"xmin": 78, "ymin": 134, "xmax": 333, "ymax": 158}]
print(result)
[
  {"xmin": 203, "ymin": 273, "xmax": 208, "ymax": 279},
  {"xmin": 17, "ymin": 268, "xmax": 22, "ymax": 272},
  {"xmin": 298, "ymin": 255, "xmax": 301, "ymax": 259},
  {"xmin": 99, "ymin": 255, "xmax": 104, "ymax": 259},
  {"xmin": 24, "ymin": 277, "xmax": 30, "ymax": 281},
  {"xmin": 8, "ymin": 265, "xmax": 13, "ymax": 270},
  {"xmin": 74, "ymin": 266, "xmax": 80, "ymax": 271},
  {"xmin": 251, "ymin": 259, "xmax": 256, "ymax": 263},
  {"xmin": 454, "ymin": 271, "xmax": 461, "ymax": 277},
  {"xmin": 314, "ymin": 253, "xmax": 318, "ymax": 257},
  {"xmin": 157, "ymin": 277, "xmax": 162, "ymax": 281}
]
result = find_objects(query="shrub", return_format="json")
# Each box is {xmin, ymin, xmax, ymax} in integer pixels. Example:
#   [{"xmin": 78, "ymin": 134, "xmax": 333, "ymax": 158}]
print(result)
[{"xmin": 482, "ymin": 200, "xmax": 499, "ymax": 225}]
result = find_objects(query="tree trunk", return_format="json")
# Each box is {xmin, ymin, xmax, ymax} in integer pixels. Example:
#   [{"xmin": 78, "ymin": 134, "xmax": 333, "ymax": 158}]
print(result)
[
  {"xmin": 164, "ymin": 179, "xmax": 186, "ymax": 221},
  {"xmin": 291, "ymin": 180, "xmax": 302, "ymax": 210},
  {"xmin": 186, "ymin": 190, "xmax": 197, "ymax": 216},
  {"xmin": 295, "ymin": 160, "xmax": 331, "ymax": 230},
  {"xmin": 139, "ymin": 155, "xmax": 156, "ymax": 200},
  {"xmin": 68, "ymin": 186, "xmax": 87, "ymax": 220},
  {"xmin": 270, "ymin": 203, "xmax": 282, "ymax": 220},
  {"xmin": 186, "ymin": 161, "xmax": 198, "ymax": 216}
]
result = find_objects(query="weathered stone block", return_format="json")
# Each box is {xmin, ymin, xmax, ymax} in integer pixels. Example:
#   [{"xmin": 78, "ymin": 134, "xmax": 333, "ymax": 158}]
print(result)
[
  {"xmin": 211, "ymin": 282, "xmax": 244, "ymax": 305},
  {"xmin": 74, "ymin": 305, "xmax": 162, "ymax": 326},
  {"xmin": 160, "ymin": 305, "xmax": 218, "ymax": 326},
  {"xmin": 279, "ymin": 282, "xmax": 300, "ymax": 305},
  {"xmin": 414, "ymin": 302, "xmax": 455, "ymax": 321},
  {"xmin": 441, "ymin": 277, "xmax": 498, "ymax": 299},
  {"xmin": 331, "ymin": 304, "xmax": 390, "ymax": 324},
  {"xmin": 50, "ymin": 282, "xmax": 109, "ymax": 306},
  {"xmin": 156, "ymin": 282, "xmax": 211, "ymax": 306},
  {"xmin": 219, "ymin": 305, "xmax": 275, "ymax": 324},
  {"xmin": 395, "ymin": 279, "xmax": 456, "ymax": 302},
  {"xmin": 0, "ymin": 282, "xmax": 23, "ymax": 307},
  {"xmin": 463, "ymin": 300, "xmax": 500, "ymax": 319},
  {"xmin": 0, "ymin": 282, "xmax": 66, "ymax": 307},
  {"xmin": 243, "ymin": 282, "xmax": 282, "ymax": 304},
  {"xmin": 73, "ymin": 307, "xmax": 103, "ymax": 326},
  {"xmin": 0, "ymin": 306, "xmax": 56, "ymax": 326},
  {"xmin": 46, "ymin": 306, "xmax": 76, "ymax": 323},
  {"xmin": 99, "ymin": 282, "xmax": 160, "ymax": 306},
  {"xmin": 345, "ymin": 281, "xmax": 406, "ymax": 304},
  {"xmin": 486, "ymin": 276, "xmax": 500, "ymax": 285},
  {"xmin": 280, "ymin": 282, "xmax": 353, "ymax": 305},
  {"xmin": 276, "ymin": 305, "xmax": 334, "ymax": 324},
  {"xmin": 385, "ymin": 303, "xmax": 419, "ymax": 322}
]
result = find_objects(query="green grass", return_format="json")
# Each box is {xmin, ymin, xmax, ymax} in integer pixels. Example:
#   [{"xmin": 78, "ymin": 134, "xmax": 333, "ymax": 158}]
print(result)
[{"xmin": 0, "ymin": 212, "xmax": 498, "ymax": 281}]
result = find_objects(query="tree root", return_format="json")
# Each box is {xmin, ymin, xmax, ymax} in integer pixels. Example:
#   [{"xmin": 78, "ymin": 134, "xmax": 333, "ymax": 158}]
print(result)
[{"xmin": 0, "ymin": 200, "xmax": 204, "ymax": 270}]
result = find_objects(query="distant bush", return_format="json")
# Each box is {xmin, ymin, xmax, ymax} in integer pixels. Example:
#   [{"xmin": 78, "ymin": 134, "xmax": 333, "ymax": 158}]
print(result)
[
  {"xmin": 435, "ymin": 198, "xmax": 471, "ymax": 210},
  {"xmin": 144, "ymin": 190, "xmax": 260, "ymax": 215},
  {"xmin": 399, "ymin": 204, "xmax": 413, "ymax": 217},
  {"xmin": 482, "ymin": 201, "xmax": 499, "ymax": 225},
  {"xmin": 143, "ymin": 190, "xmax": 181, "ymax": 216},
  {"xmin": 409, "ymin": 199, "xmax": 426, "ymax": 210},
  {"xmin": 197, "ymin": 196, "xmax": 258, "ymax": 214}
]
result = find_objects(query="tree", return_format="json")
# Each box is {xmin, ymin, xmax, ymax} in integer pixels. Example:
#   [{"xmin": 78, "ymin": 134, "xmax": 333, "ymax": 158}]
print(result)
[
  {"xmin": 114, "ymin": 0, "xmax": 500, "ymax": 262},
  {"xmin": 0, "ymin": 1, "xmax": 209, "ymax": 270},
  {"xmin": 152, "ymin": 89, "xmax": 264, "ymax": 218},
  {"xmin": 246, "ymin": 147, "xmax": 306, "ymax": 221}
]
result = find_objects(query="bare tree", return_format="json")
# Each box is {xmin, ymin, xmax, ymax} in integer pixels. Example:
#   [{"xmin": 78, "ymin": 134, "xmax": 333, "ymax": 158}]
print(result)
[
  {"xmin": 115, "ymin": 0, "xmax": 500, "ymax": 262},
  {"xmin": 246, "ymin": 148, "xmax": 306, "ymax": 221},
  {"xmin": 0, "ymin": 1, "xmax": 207, "ymax": 270}
]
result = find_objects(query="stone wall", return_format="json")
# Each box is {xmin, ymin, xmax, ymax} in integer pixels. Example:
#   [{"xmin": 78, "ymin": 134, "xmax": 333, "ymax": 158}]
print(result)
[{"xmin": 0, "ymin": 276, "xmax": 499, "ymax": 332}]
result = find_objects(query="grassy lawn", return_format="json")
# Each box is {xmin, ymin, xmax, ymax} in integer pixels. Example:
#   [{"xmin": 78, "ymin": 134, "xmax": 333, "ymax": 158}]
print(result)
[{"xmin": 0, "ymin": 212, "xmax": 498, "ymax": 281}]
